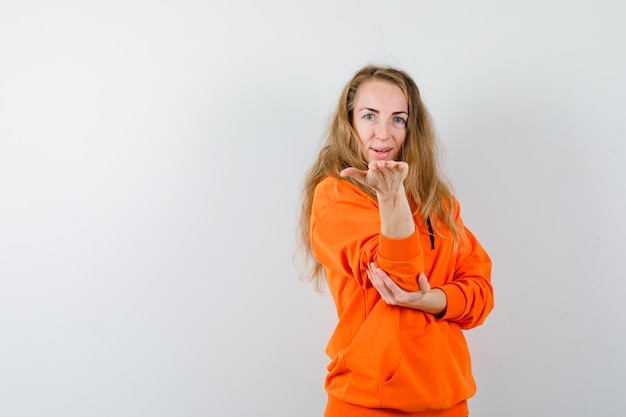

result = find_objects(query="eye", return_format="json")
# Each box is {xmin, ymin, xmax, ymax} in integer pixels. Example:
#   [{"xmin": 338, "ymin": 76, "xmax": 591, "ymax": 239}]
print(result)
[
  {"xmin": 392, "ymin": 116, "xmax": 406, "ymax": 126},
  {"xmin": 363, "ymin": 113, "xmax": 375, "ymax": 121}
]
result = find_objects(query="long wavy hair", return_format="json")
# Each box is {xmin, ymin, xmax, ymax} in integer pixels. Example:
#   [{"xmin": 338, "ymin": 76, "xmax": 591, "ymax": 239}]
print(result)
[{"xmin": 298, "ymin": 65, "xmax": 461, "ymax": 291}]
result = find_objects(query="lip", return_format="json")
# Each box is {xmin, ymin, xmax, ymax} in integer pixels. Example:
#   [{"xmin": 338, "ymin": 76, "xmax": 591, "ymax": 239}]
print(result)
[{"xmin": 370, "ymin": 147, "xmax": 393, "ymax": 160}]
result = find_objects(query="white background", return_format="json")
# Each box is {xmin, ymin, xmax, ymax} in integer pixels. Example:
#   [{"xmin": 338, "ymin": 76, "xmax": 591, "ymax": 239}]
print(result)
[{"xmin": 1, "ymin": 1, "xmax": 625, "ymax": 416}]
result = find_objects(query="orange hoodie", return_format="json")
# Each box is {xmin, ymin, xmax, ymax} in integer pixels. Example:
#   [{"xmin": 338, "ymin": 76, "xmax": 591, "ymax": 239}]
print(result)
[{"xmin": 310, "ymin": 176, "xmax": 494, "ymax": 417}]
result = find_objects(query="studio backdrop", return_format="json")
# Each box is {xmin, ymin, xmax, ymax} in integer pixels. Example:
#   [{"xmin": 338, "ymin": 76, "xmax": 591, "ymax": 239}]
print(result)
[{"xmin": 1, "ymin": 1, "xmax": 625, "ymax": 416}]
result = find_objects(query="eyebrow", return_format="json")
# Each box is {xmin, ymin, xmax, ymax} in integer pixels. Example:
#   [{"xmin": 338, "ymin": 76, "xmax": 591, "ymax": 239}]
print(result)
[{"xmin": 358, "ymin": 107, "xmax": 409, "ymax": 115}]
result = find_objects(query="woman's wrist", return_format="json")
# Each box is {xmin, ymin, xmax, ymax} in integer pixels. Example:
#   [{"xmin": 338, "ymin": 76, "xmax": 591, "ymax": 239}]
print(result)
[
  {"xmin": 378, "ymin": 189, "xmax": 415, "ymax": 238},
  {"xmin": 411, "ymin": 288, "xmax": 447, "ymax": 316}
]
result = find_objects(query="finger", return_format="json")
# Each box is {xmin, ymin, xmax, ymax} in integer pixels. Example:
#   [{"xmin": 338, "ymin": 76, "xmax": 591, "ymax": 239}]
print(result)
[
  {"xmin": 368, "ymin": 161, "xmax": 383, "ymax": 170},
  {"xmin": 366, "ymin": 264, "xmax": 381, "ymax": 288},
  {"xmin": 380, "ymin": 269, "xmax": 399, "ymax": 289},
  {"xmin": 368, "ymin": 262, "xmax": 379, "ymax": 278},
  {"xmin": 368, "ymin": 266, "xmax": 395, "ymax": 302},
  {"xmin": 375, "ymin": 279, "xmax": 395, "ymax": 304},
  {"xmin": 369, "ymin": 160, "xmax": 395, "ymax": 172},
  {"xmin": 369, "ymin": 262, "xmax": 380, "ymax": 278},
  {"xmin": 418, "ymin": 273, "xmax": 430, "ymax": 292},
  {"xmin": 340, "ymin": 167, "xmax": 367, "ymax": 181},
  {"xmin": 372, "ymin": 270, "xmax": 389, "ymax": 290},
  {"xmin": 389, "ymin": 162, "xmax": 408, "ymax": 177},
  {"xmin": 376, "ymin": 269, "xmax": 402, "ymax": 301}
]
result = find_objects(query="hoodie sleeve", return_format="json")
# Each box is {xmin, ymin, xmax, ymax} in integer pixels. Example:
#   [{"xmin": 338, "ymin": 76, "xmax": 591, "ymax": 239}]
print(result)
[
  {"xmin": 310, "ymin": 178, "xmax": 424, "ymax": 291},
  {"xmin": 438, "ymin": 199, "xmax": 494, "ymax": 329}
]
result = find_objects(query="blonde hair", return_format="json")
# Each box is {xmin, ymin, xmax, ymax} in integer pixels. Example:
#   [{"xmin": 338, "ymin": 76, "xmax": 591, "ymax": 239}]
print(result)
[{"xmin": 298, "ymin": 65, "xmax": 461, "ymax": 291}]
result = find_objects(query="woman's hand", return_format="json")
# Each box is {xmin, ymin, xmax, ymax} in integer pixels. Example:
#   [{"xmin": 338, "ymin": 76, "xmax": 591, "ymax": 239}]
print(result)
[
  {"xmin": 366, "ymin": 262, "xmax": 447, "ymax": 316},
  {"xmin": 342, "ymin": 161, "xmax": 414, "ymax": 238},
  {"xmin": 340, "ymin": 160, "xmax": 409, "ymax": 199}
]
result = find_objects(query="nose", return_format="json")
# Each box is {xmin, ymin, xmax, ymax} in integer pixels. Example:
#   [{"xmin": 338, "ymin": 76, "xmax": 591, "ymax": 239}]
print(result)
[{"xmin": 375, "ymin": 121, "xmax": 390, "ymax": 140}]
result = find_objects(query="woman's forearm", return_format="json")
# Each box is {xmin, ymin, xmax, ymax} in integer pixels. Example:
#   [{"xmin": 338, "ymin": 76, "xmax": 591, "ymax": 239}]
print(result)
[{"xmin": 377, "ymin": 186, "xmax": 415, "ymax": 239}]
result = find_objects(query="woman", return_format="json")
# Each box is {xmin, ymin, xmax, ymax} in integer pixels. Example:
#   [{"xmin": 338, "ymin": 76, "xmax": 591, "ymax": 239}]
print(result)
[{"xmin": 298, "ymin": 65, "xmax": 494, "ymax": 417}]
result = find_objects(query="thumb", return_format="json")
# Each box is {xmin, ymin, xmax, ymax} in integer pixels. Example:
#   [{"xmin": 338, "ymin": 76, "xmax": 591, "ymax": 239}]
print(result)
[
  {"xmin": 340, "ymin": 167, "xmax": 367, "ymax": 182},
  {"xmin": 418, "ymin": 273, "xmax": 430, "ymax": 292}
]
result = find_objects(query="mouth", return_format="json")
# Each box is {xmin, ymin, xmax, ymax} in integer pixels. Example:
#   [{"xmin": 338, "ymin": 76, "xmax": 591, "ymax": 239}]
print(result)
[{"xmin": 371, "ymin": 147, "xmax": 393, "ymax": 159}]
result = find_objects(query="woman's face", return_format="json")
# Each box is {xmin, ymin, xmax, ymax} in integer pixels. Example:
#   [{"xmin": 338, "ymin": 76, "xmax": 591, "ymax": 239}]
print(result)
[{"xmin": 352, "ymin": 80, "xmax": 408, "ymax": 163}]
